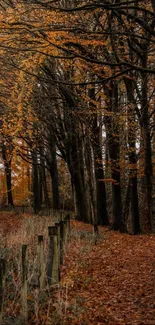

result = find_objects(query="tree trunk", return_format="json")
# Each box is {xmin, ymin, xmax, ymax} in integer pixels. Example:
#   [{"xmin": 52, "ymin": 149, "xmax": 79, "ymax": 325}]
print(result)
[
  {"xmin": 42, "ymin": 167, "xmax": 50, "ymax": 209},
  {"xmin": 72, "ymin": 172, "xmax": 89, "ymax": 222},
  {"xmin": 104, "ymin": 81, "xmax": 126, "ymax": 232},
  {"xmin": 125, "ymin": 79, "xmax": 141, "ymax": 234},
  {"xmin": 128, "ymin": 130, "xmax": 140, "ymax": 234},
  {"xmin": 123, "ymin": 180, "xmax": 130, "ymax": 225},
  {"xmin": 49, "ymin": 136, "xmax": 60, "ymax": 210},
  {"xmin": 140, "ymin": 69, "xmax": 153, "ymax": 232},
  {"xmin": 141, "ymin": 122, "xmax": 153, "ymax": 231},
  {"xmin": 32, "ymin": 150, "xmax": 41, "ymax": 213},
  {"xmin": 84, "ymin": 132, "xmax": 97, "ymax": 225},
  {"xmin": 2, "ymin": 144, "xmax": 14, "ymax": 208},
  {"xmin": 88, "ymin": 85, "xmax": 108, "ymax": 226},
  {"xmin": 39, "ymin": 148, "xmax": 50, "ymax": 209},
  {"xmin": 65, "ymin": 126, "xmax": 89, "ymax": 222},
  {"xmin": 92, "ymin": 117, "xmax": 109, "ymax": 226},
  {"xmin": 39, "ymin": 165, "xmax": 43, "ymax": 208}
]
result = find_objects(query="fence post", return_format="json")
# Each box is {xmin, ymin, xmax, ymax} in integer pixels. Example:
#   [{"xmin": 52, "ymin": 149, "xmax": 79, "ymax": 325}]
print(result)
[
  {"xmin": 0, "ymin": 259, "xmax": 6, "ymax": 321},
  {"xmin": 55, "ymin": 222, "xmax": 61, "ymax": 267},
  {"xmin": 65, "ymin": 214, "xmax": 70, "ymax": 240},
  {"xmin": 21, "ymin": 244, "xmax": 28, "ymax": 322},
  {"xmin": 60, "ymin": 221, "xmax": 64, "ymax": 265},
  {"xmin": 38, "ymin": 235, "xmax": 44, "ymax": 289},
  {"xmin": 63, "ymin": 219, "xmax": 67, "ymax": 244},
  {"xmin": 47, "ymin": 226, "xmax": 59, "ymax": 285}
]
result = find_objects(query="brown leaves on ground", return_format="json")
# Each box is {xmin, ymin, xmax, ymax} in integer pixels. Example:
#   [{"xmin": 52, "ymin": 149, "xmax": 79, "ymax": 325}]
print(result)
[
  {"xmin": 60, "ymin": 220, "xmax": 155, "ymax": 325},
  {"xmin": 0, "ymin": 212, "xmax": 23, "ymax": 236},
  {"xmin": 0, "ymin": 213, "xmax": 155, "ymax": 325}
]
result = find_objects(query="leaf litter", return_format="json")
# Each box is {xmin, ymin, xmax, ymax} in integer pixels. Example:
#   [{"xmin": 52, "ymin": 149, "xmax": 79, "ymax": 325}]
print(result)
[
  {"xmin": 60, "ymin": 220, "xmax": 155, "ymax": 325},
  {"xmin": 0, "ymin": 214, "xmax": 155, "ymax": 324}
]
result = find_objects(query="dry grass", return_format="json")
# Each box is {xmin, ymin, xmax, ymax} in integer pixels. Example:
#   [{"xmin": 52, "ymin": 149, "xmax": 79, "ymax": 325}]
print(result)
[{"xmin": 0, "ymin": 211, "xmax": 71, "ymax": 325}]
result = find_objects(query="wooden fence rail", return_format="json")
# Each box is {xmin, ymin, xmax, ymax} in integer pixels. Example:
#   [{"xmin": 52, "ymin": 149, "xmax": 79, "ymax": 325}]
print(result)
[{"xmin": 0, "ymin": 214, "xmax": 70, "ymax": 323}]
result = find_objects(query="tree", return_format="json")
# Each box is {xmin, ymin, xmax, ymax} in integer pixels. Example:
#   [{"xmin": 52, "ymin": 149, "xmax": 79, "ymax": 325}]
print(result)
[{"xmin": 0, "ymin": 0, "xmax": 154, "ymax": 233}]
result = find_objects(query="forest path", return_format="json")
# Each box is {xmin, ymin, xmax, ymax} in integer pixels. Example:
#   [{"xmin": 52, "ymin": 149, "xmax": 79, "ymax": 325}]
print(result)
[
  {"xmin": 60, "ymin": 220, "xmax": 155, "ymax": 325},
  {"xmin": 0, "ymin": 213, "xmax": 154, "ymax": 324}
]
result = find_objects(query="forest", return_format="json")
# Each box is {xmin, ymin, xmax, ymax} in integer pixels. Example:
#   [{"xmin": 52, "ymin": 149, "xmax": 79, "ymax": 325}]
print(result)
[
  {"xmin": 0, "ymin": 1, "xmax": 155, "ymax": 325},
  {"xmin": 0, "ymin": 0, "xmax": 155, "ymax": 233}
]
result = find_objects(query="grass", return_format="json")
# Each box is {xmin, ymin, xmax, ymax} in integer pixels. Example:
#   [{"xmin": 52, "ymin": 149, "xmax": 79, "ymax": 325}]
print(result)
[{"xmin": 0, "ymin": 212, "xmax": 70, "ymax": 325}]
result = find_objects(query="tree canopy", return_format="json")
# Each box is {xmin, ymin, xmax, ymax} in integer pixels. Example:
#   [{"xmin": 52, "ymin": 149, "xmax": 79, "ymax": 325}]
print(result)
[{"xmin": 0, "ymin": 0, "xmax": 154, "ymax": 233}]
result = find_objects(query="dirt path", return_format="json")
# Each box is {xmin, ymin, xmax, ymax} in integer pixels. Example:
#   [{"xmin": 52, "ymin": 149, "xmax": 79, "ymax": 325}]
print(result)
[
  {"xmin": 60, "ymin": 220, "xmax": 155, "ymax": 325},
  {"xmin": 0, "ymin": 215, "xmax": 155, "ymax": 325}
]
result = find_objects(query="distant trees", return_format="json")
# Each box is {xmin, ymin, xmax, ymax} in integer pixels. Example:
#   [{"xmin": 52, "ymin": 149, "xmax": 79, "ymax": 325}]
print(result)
[{"xmin": 0, "ymin": 0, "xmax": 154, "ymax": 233}]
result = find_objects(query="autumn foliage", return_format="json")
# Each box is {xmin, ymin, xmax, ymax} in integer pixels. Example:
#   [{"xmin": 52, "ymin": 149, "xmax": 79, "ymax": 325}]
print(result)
[{"xmin": 0, "ymin": 1, "xmax": 155, "ymax": 231}]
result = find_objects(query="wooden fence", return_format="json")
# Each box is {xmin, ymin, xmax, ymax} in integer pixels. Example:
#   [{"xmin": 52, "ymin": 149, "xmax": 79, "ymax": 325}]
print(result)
[{"xmin": 0, "ymin": 214, "xmax": 70, "ymax": 323}]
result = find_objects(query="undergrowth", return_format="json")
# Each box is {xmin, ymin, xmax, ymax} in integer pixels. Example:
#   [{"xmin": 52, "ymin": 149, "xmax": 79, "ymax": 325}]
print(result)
[{"xmin": 0, "ymin": 213, "xmax": 72, "ymax": 325}]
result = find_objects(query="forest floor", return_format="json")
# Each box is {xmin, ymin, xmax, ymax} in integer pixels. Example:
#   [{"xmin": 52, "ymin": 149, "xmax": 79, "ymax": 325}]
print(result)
[{"xmin": 0, "ymin": 212, "xmax": 155, "ymax": 325}]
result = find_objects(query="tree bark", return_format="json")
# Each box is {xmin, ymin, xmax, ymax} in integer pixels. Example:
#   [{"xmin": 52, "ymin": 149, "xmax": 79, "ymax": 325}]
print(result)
[
  {"xmin": 49, "ymin": 136, "xmax": 60, "ymax": 210},
  {"xmin": 67, "ymin": 134, "xmax": 89, "ymax": 222},
  {"xmin": 39, "ymin": 148, "xmax": 50, "ymax": 209},
  {"xmin": 104, "ymin": 81, "xmax": 126, "ymax": 232},
  {"xmin": 92, "ymin": 117, "xmax": 109, "ymax": 226},
  {"xmin": 31, "ymin": 150, "xmax": 41, "ymax": 213},
  {"xmin": 125, "ymin": 79, "xmax": 141, "ymax": 234},
  {"xmin": 128, "ymin": 128, "xmax": 140, "ymax": 234},
  {"xmin": 84, "ymin": 132, "xmax": 97, "ymax": 225},
  {"xmin": 88, "ymin": 85, "xmax": 109, "ymax": 226},
  {"xmin": 2, "ymin": 144, "xmax": 14, "ymax": 208},
  {"xmin": 140, "ymin": 68, "xmax": 153, "ymax": 232}
]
